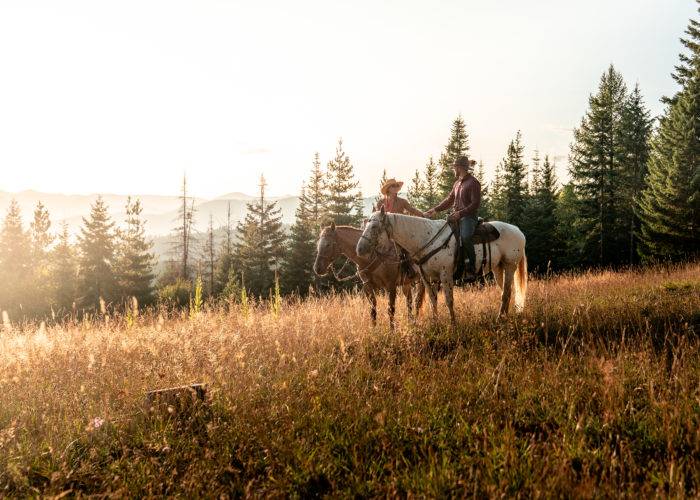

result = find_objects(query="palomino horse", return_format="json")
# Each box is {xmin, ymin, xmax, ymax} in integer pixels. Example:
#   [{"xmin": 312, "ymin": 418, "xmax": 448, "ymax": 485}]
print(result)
[
  {"xmin": 357, "ymin": 209, "xmax": 527, "ymax": 325},
  {"xmin": 313, "ymin": 222, "xmax": 425, "ymax": 328}
]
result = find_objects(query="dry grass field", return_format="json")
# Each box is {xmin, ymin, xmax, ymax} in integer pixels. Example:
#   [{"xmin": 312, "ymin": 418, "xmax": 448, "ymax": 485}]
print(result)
[{"xmin": 0, "ymin": 264, "xmax": 699, "ymax": 497}]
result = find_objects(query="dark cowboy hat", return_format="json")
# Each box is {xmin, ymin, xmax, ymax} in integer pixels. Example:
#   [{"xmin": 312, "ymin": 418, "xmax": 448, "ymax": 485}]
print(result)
[{"xmin": 454, "ymin": 156, "xmax": 477, "ymax": 169}]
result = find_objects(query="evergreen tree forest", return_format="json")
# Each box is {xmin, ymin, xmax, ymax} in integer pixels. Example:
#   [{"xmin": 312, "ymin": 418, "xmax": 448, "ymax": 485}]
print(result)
[
  {"xmin": 0, "ymin": 7, "xmax": 698, "ymax": 320},
  {"xmin": 0, "ymin": 196, "xmax": 156, "ymax": 320}
]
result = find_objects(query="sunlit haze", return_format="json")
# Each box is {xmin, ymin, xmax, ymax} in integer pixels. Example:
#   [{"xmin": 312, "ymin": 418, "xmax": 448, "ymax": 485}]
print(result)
[{"xmin": 0, "ymin": 0, "xmax": 693, "ymax": 198}]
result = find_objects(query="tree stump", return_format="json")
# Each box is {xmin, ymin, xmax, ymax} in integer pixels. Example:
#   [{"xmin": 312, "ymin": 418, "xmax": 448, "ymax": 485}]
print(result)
[{"xmin": 144, "ymin": 383, "xmax": 208, "ymax": 417}]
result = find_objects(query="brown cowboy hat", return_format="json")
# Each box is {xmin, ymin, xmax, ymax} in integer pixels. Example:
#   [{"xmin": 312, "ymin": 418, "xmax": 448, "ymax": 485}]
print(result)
[
  {"xmin": 380, "ymin": 178, "xmax": 404, "ymax": 195},
  {"xmin": 454, "ymin": 156, "xmax": 477, "ymax": 169}
]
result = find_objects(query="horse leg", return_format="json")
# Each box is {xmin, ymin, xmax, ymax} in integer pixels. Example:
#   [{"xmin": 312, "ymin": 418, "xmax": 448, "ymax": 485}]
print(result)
[
  {"xmin": 388, "ymin": 287, "xmax": 397, "ymax": 330},
  {"xmin": 441, "ymin": 272, "xmax": 456, "ymax": 329},
  {"xmin": 414, "ymin": 280, "xmax": 425, "ymax": 319},
  {"xmin": 402, "ymin": 282, "xmax": 414, "ymax": 322},
  {"xmin": 493, "ymin": 263, "xmax": 504, "ymax": 291},
  {"xmin": 425, "ymin": 281, "xmax": 439, "ymax": 322},
  {"xmin": 364, "ymin": 284, "xmax": 377, "ymax": 326},
  {"xmin": 499, "ymin": 264, "xmax": 516, "ymax": 317}
]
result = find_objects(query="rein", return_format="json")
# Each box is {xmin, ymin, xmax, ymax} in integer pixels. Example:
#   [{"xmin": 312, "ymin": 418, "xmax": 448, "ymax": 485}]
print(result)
[
  {"xmin": 378, "ymin": 217, "xmax": 454, "ymax": 266},
  {"xmin": 329, "ymin": 256, "xmax": 358, "ymax": 282},
  {"xmin": 321, "ymin": 230, "xmax": 400, "ymax": 284},
  {"xmin": 410, "ymin": 222, "xmax": 453, "ymax": 264}
]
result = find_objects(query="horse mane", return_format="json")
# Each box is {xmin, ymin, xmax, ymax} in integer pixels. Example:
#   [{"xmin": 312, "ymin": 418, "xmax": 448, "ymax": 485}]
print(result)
[
  {"xmin": 320, "ymin": 225, "xmax": 362, "ymax": 237},
  {"xmin": 388, "ymin": 213, "xmax": 445, "ymax": 233}
]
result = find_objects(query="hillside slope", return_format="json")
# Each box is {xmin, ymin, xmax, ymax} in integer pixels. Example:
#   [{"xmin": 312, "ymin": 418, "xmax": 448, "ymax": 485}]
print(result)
[{"xmin": 0, "ymin": 264, "xmax": 698, "ymax": 496}]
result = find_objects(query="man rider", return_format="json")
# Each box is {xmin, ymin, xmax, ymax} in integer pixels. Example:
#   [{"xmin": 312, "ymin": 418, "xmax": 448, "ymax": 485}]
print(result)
[{"xmin": 424, "ymin": 155, "xmax": 481, "ymax": 282}]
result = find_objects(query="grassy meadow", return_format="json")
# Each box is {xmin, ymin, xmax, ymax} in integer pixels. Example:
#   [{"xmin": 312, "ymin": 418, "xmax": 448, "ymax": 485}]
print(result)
[{"xmin": 0, "ymin": 263, "xmax": 699, "ymax": 497}]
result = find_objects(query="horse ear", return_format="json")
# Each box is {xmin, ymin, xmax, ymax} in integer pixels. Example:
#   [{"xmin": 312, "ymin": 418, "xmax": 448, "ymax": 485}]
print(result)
[
  {"xmin": 330, "ymin": 221, "xmax": 336, "ymax": 231},
  {"xmin": 380, "ymin": 205, "xmax": 386, "ymax": 217}
]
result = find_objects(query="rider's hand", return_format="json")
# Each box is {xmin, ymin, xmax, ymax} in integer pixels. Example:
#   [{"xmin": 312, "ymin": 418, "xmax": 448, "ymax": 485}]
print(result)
[
  {"xmin": 424, "ymin": 209, "xmax": 435, "ymax": 218},
  {"xmin": 447, "ymin": 212, "xmax": 460, "ymax": 223}
]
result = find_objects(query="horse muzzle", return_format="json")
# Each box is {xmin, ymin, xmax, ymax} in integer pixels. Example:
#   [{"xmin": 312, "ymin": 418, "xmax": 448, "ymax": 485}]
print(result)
[
  {"xmin": 356, "ymin": 236, "xmax": 372, "ymax": 258},
  {"xmin": 313, "ymin": 259, "xmax": 330, "ymax": 276}
]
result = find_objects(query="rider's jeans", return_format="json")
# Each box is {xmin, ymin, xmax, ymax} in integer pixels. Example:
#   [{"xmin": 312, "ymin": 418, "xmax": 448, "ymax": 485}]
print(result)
[{"xmin": 459, "ymin": 215, "xmax": 478, "ymax": 272}]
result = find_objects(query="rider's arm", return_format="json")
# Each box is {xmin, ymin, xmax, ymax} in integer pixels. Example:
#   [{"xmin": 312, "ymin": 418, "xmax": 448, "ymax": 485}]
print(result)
[
  {"xmin": 430, "ymin": 189, "xmax": 455, "ymax": 213},
  {"xmin": 403, "ymin": 200, "xmax": 425, "ymax": 217}
]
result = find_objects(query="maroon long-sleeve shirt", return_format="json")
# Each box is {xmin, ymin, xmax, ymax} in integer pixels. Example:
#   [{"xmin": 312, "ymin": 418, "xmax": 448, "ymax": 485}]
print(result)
[{"xmin": 431, "ymin": 174, "xmax": 481, "ymax": 218}]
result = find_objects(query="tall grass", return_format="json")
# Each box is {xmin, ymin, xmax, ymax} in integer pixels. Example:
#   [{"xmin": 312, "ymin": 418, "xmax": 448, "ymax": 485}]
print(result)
[{"xmin": 0, "ymin": 264, "xmax": 698, "ymax": 497}]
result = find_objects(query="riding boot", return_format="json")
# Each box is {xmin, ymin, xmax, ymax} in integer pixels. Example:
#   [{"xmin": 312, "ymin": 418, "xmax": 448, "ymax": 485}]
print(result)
[{"xmin": 462, "ymin": 259, "xmax": 478, "ymax": 283}]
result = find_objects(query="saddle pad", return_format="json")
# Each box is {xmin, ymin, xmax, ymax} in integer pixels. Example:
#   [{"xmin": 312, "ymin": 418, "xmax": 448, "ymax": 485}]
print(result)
[{"xmin": 472, "ymin": 221, "xmax": 500, "ymax": 244}]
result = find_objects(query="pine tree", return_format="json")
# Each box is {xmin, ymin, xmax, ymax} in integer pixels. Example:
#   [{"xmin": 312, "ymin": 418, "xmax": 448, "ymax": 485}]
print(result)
[
  {"xmin": 326, "ymin": 139, "xmax": 363, "ymax": 226},
  {"xmin": 301, "ymin": 153, "xmax": 331, "ymax": 293},
  {"xmin": 305, "ymin": 152, "xmax": 328, "ymax": 233},
  {"xmin": 664, "ymin": 1, "xmax": 700, "ymax": 105},
  {"xmin": 171, "ymin": 174, "xmax": 196, "ymax": 281},
  {"xmin": 114, "ymin": 197, "xmax": 155, "ymax": 305},
  {"xmin": 51, "ymin": 222, "xmax": 78, "ymax": 313},
  {"xmin": 0, "ymin": 200, "xmax": 33, "ymax": 316},
  {"xmin": 354, "ymin": 189, "xmax": 365, "ymax": 223},
  {"xmin": 78, "ymin": 196, "xmax": 117, "ymax": 307},
  {"xmin": 524, "ymin": 155, "xmax": 562, "ymax": 273},
  {"xmin": 499, "ymin": 131, "xmax": 529, "ymax": 228},
  {"xmin": 423, "ymin": 156, "xmax": 441, "ymax": 211},
  {"xmin": 518, "ymin": 150, "xmax": 540, "ymax": 240},
  {"xmin": 407, "ymin": 169, "xmax": 426, "ymax": 210},
  {"xmin": 638, "ymin": 69, "xmax": 700, "ymax": 261},
  {"xmin": 475, "ymin": 160, "xmax": 492, "ymax": 220},
  {"xmin": 556, "ymin": 183, "xmax": 584, "ymax": 269},
  {"xmin": 202, "ymin": 214, "xmax": 216, "ymax": 296},
  {"xmin": 438, "ymin": 115, "xmax": 470, "ymax": 197},
  {"xmin": 30, "ymin": 201, "xmax": 53, "ymax": 264},
  {"xmin": 235, "ymin": 175, "xmax": 286, "ymax": 297},
  {"xmin": 569, "ymin": 65, "xmax": 629, "ymax": 266},
  {"xmin": 224, "ymin": 201, "xmax": 233, "ymax": 256},
  {"xmin": 490, "ymin": 160, "xmax": 507, "ymax": 221},
  {"xmin": 281, "ymin": 183, "xmax": 317, "ymax": 295},
  {"xmin": 215, "ymin": 202, "xmax": 235, "ymax": 295},
  {"xmin": 29, "ymin": 201, "xmax": 53, "ymax": 314},
  {"xmin": 619, "ymin": 84, "xmax": 653, "ymax": 264},
  {"xmin": 528, "ymin": 151, "xmax": 541, "ymax": 196}
]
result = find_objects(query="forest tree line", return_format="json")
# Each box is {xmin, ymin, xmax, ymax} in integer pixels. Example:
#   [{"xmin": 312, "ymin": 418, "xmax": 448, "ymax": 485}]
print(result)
[{"xmin": 0, "ymin": 9, "xmax": 698, "ymax": 319}]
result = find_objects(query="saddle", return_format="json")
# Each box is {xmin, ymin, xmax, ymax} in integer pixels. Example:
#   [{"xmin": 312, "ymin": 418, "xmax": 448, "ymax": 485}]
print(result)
[
  {"xmin": 450, "ymin": 218, "xmax": 501, "ymax": 246},
  {"xmin": 450, "ymin": 218, "xmax": 500, "ymax": 283}
]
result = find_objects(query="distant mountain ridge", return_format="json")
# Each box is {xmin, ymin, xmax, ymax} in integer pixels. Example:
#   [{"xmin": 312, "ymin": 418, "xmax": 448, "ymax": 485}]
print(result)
[{"xmin": 0, "ymin": 190, "xmax": 379, "ymax": 237}]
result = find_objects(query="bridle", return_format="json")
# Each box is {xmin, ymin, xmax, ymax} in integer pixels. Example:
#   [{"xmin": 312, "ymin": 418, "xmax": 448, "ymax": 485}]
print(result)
[
  {"xmin": 316, "ymin": 233, "xmax": 355, "ymax": 281},
  {"xmin": 319, "ymin": 222, "xmax": 402, "ymax": 284},
  {"xmin": 361, "ymin": 215, "xmax": 394, "ymax": 250},
  {"xmin": 364, "ymin": 214, "xmax": 455, "ymax": 269}
]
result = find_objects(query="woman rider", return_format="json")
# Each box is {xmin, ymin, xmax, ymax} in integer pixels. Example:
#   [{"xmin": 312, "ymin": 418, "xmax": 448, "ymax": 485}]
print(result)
[
  {"xmin": 373, "ymin": 178, "xmax": 424, "ymax": 279},
  {"xmin": 374, "ymin": 178, "xmax": 424, "ymax": 217}
]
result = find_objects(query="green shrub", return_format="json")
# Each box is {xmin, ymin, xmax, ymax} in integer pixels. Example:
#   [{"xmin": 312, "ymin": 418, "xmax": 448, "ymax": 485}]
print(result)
[{"xmin": 156, "ymin": 279, "xmax": 191, "ymax": 307}]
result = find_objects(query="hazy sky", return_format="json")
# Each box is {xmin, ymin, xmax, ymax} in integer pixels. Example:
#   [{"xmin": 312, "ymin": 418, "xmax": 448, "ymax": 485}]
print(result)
[{"xmin": 0, "ymin": 1, "xmax": 694, "ymax": 199}]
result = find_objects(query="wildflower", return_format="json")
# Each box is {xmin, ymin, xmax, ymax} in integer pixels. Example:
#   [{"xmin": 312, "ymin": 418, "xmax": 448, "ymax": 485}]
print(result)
[{"xmin": 91, "ymin": 417, "xmax": 105, "ymax": 430}]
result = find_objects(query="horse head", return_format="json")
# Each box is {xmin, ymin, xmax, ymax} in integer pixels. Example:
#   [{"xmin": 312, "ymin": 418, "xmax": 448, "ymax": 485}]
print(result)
[
  {"xmin": 313, "ymin": 222, "xmax": 339, "ymax": 276},
  {"xmin": 357, "ymin": 206, "xmax": 393, "ymax": 258}
]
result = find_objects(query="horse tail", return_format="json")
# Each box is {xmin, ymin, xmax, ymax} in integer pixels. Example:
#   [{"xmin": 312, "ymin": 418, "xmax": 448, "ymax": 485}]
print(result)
[{"xmin": 514, "ymin": 250, "xmax": 528, "ymax": 311}]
